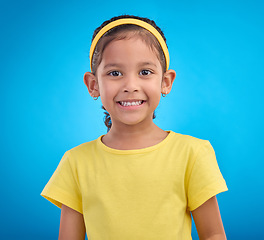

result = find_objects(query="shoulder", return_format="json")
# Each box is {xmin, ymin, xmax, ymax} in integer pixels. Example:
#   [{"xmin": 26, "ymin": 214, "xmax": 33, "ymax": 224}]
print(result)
[
  {"xmin": 62, "ymin": 136, "xmax": 102, "ymax": 166},
  {"xmin": 70, "ymin": 137, "xmax": 99, "ymax": 153},
  {"xmin": 168, "ymin": 131, "xmax": 211, "ymax": 154}
]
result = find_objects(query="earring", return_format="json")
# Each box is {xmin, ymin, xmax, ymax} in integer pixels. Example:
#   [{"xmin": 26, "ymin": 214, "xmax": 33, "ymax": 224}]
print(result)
[
  {"xmin": 162, "ymin": 91, "xmax": 167, "ymax": 97},
  {"xmin": 93, "ymin": 96, "xmax": 98, "ymax": 100}
]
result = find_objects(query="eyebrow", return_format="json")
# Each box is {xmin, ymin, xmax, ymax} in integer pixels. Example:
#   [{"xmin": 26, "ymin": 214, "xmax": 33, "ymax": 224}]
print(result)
[
  {"xmin": 138, "ymin": 62, "xmax": 157, "ymax": 68},
  {"xmin": 103, "ymin": 63, "xmax": 123, "ymax": 70},
  {"xmin": 103, "ymin": 62, "xmax": 157, "ymax": 69}
]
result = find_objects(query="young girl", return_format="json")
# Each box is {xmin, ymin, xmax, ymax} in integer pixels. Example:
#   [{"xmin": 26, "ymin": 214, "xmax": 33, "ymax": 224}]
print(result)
[{"xmin": 41, "ymin": 15, "xmax": 228, "ymax": 240}]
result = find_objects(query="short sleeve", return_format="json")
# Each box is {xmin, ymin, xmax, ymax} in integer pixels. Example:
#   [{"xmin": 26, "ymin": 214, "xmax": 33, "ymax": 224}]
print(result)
[
  {"xmin": 41, "ymin": 151, "xmax": 83, "ymax": 213},
  {"xmin": 187, "ymin": 141, "xmax": 228, "ymax": 211}
]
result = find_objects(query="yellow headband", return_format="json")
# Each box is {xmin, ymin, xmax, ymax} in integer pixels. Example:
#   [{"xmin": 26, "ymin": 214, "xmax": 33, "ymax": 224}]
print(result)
[{"xmin": 89, "ymin": 18, "xmax": 170, "ymax": 71}]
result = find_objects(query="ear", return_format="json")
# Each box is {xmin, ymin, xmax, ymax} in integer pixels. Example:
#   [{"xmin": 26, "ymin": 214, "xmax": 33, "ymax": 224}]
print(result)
[
  {"xmin": 161, "ymin": 69, "xmax": 176, "ymax": 95},
  {"xmin": 84, "ymin": 72, "xmax": 100, "ymax": 98}
]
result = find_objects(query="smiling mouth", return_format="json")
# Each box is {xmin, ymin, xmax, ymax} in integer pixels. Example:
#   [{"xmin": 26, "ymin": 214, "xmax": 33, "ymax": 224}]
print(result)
[{"xmin": 118, "ymin": 100, "xmax": 145, "ymax": 107}]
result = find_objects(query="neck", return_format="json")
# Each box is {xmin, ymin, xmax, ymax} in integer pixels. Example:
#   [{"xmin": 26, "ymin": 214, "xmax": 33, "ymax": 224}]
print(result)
[{"xmin": 102, "ymin": 121, "xmax": 168, "ymax": 150}]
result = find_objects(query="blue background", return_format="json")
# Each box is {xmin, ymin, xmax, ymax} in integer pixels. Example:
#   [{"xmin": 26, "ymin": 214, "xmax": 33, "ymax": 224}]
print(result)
[{"xmin": 1, "ymin": 0, "xmax": 263, "ymax": 239}]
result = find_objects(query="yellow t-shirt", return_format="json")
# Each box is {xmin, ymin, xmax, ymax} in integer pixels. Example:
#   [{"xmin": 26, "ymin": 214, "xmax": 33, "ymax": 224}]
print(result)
[{"xmin": 41, "ymin": 131, "xmax": 227, "ymax": 239}]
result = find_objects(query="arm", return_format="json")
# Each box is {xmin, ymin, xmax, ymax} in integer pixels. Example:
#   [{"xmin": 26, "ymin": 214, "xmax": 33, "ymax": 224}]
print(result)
[
  {"xmin": 58, "ymin": 204, "xmax": 86, "ymax": 240},
  {"xmin": 191, "ymin": 196, "xmax": 226, "ymax": 240}
]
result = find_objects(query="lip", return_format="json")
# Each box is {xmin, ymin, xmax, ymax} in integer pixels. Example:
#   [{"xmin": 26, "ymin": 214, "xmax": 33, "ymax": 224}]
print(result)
[{"xmin": 116, "ymin": 99, "xmax": 146, "ymax": 109}]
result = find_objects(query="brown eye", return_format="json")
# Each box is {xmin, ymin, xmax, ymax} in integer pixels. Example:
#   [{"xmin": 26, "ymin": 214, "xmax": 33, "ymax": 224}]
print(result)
[
  {"xmin": 109, "ymin": 71, "xmax": 122, "ymax": 77},
  {"xmin": 139, "ymin": 70, "xmax": 152, "ymax": 76}
]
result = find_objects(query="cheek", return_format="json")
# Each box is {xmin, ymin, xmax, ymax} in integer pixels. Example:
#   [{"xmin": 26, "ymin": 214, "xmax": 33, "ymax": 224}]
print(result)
[
  {"xmin": 145, "ymin": 85, "xmax": 162, "ymax": 104},
  {"xmin": 98, "ymin": 84, "xmax": 116, "ymax": 106},
  {"xmin": 99, "ymin": 90, "xmax": 110, "ymax": 103},
  {"xmin": 146, "ymin": 80, "xmax": 163, "ymax": 94}
]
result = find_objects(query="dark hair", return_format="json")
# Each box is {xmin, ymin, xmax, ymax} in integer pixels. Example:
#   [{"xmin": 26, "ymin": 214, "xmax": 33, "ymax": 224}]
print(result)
[{"xmin": 91, "ymin": 15, "xmax": 166, "ymax": 131}]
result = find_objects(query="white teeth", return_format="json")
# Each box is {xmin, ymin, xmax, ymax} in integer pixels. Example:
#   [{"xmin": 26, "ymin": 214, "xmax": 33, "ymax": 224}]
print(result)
[{"xmin": 119, "ymin": 101, "xmax": 143, "ymax": 106}]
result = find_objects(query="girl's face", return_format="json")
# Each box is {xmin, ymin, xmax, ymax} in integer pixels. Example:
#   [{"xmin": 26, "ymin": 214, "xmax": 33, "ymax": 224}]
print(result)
[{"xmin": 94, "ymin": 37, "xmax": 167, "ymax": 129}]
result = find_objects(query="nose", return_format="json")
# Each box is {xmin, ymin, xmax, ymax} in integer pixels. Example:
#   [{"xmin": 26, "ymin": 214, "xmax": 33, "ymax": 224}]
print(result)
[{"xmin": 123, "ymin": 74, "xmax": 139, "ymax": 93}]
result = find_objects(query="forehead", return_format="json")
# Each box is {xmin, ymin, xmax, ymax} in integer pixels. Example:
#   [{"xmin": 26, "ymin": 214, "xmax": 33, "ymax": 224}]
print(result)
[
  {"xmin": 101, "ymin": 37, "xmax": 161, "ymax": 65},
  {"xmin": 107, "ymin": 29, "xmax": 158, "ymax": 49}
]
